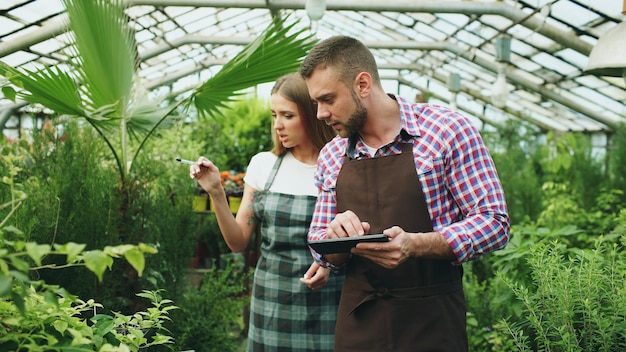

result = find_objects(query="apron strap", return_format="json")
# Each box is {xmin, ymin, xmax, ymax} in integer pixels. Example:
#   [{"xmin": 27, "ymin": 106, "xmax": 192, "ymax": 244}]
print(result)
[{"xmin": 262, "ymin": 152, "xmax": 285, "ymax": 191}]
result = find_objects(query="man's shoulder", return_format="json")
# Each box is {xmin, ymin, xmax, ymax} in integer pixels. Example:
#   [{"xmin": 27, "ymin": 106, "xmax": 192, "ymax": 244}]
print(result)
[
  {"xmin": 320, "ymin": 135, "xmax": 348, "ymax": 156},
  {"xmin": 317, "ymin": 136, "xmax": 347, "ymax": 173}
]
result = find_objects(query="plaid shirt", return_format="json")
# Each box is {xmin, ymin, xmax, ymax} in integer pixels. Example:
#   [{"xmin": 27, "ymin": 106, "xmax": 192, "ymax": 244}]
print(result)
[{"xmin": 308, "ymin": 95, "xmax": 510, "ymax": 265}]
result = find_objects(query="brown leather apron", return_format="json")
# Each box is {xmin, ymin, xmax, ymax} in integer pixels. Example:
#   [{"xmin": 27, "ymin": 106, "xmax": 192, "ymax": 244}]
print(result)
[{"xmin": 334, "ymin": 141, "xmax": 468, "ymax": 352}]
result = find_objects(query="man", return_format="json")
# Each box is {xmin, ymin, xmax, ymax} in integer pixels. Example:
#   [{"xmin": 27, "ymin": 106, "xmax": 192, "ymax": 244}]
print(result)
[{"xmin": 301, "ymin": 36, "xmax": 510, "ymax": 351}]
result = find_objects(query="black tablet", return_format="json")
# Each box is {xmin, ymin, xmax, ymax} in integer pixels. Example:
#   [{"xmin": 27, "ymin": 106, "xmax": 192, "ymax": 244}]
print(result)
[{"xmin": 308, "ymin": 234, "xmax": 389, "ymax": 254}]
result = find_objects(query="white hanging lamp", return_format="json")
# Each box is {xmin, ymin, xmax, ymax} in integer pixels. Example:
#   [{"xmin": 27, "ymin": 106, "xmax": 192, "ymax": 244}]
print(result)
[
  {"xmin": 305, "ymin": 0, "xmax": 326, "ymax": 33},
  {"xmin": 585, "ymin": 1, "xmax": 626, "ymax": 83},
  {"xmin": 585, "ymin": 19, "xmax": 626, "ymax": 83},
  {"xmin": 491, "ymin": 35, "xmax": 511, "ymax": 108}
]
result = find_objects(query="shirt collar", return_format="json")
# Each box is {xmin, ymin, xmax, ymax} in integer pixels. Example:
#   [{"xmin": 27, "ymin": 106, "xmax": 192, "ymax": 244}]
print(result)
[
  {"xmin": 346, "ymin": 94, "xmax": 419, "ymax": 159},
  {"xmin": 392, "ymin": 94, "xmax": 421, "ymax": 139}
]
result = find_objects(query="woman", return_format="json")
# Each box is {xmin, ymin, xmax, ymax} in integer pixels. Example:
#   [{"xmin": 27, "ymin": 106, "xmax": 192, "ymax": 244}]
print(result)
[{"xmin": 190, "ymin": 72, "xmax": 343, "ymax": 351}]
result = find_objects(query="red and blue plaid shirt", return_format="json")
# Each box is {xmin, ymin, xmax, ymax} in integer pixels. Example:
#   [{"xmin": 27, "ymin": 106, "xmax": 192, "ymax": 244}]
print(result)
[{"xmin": 308, "ymin": 95, "xmax": 510, "ymax": 265}]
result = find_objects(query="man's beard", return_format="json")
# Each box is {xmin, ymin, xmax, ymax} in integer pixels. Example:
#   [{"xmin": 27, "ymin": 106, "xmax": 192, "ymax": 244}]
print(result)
[{"xmin": 340, "ymin": 91, "xmax": 367, "ymax": 137}]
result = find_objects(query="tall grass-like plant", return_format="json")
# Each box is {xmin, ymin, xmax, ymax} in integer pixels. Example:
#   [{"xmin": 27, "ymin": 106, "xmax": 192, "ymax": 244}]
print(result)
[
  {"xmin": 607, "ymin": 123, "xmax": 626, "ymax": 203},
  {"xmin": 499, "ymin": 239, "xmax": 626, "ymax": 352}
]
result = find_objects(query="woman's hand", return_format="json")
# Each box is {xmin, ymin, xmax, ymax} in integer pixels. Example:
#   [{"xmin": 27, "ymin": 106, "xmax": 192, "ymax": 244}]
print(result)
[
  {"xmin": 300, "ymin": 261, "xmax": 331, "ymax": 291},
  {"xmin": 190, "ymin": 156, "xmax": 222, "ymax": 195}
]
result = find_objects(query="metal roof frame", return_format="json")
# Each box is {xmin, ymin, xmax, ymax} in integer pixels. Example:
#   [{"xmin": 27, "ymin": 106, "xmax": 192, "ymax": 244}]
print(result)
[{"xmin": 1, "ymin": 0, "xmax": 625, "ymax": 135}]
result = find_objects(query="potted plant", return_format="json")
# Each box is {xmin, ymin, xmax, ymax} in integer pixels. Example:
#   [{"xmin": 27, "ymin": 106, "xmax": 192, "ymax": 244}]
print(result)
[{"xmin": 220, "ymin": 171, "xmax": 246, "ymax": 213}]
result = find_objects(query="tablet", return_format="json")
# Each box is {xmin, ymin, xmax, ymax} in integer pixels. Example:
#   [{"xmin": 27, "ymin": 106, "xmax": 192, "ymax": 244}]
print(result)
[{"xmin": 307, "ymin": 234, "xmax": 389, "ymax": 254}]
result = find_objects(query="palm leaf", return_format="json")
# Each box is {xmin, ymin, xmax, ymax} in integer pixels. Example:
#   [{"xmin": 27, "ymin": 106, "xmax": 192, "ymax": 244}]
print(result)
[
  {"xmin": 191, "ymin": 16, "xmax": 317, "ymax": 118},
  {"xmin": 0, "ymin": 63, "xmax": 84, "ymax": 116},
  {"xmin": 63, "ymin": 0, "xmax": 135, "ymax": 111}
]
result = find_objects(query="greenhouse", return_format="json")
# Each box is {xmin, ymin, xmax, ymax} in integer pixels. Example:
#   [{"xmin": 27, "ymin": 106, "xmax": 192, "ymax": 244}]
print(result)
[{"xmin": 1, "ymin": 0, "xmax": 625, "ymax": 351}]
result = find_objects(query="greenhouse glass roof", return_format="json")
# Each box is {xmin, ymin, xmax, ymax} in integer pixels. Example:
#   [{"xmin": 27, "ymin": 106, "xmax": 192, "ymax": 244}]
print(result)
[{"xmin": 1, "ymin": 0, "xmax": 625, "ymax": 135}]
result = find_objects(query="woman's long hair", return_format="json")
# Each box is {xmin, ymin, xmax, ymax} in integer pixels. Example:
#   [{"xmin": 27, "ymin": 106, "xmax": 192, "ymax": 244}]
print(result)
[{"xmin": 270, "ymin": 73, "xmax": 336, "ymax": 156}]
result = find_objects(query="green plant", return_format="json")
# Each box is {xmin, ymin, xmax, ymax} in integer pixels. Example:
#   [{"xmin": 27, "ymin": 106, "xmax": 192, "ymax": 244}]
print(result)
[
  {"xmin": 466, "ymin": 311, "xmax": 518, "ymax": 352},
  {"xmin": 203, "ymin": 97, "xmax": 273, "ymax": 173},
  {"xmin": 465, "ymin": 262, "xmax": 519, "ymax": 351},
  {"xmin": 1, "ymin": 286, "xmax": 177, "ymax": 351},
  {"xmin": 168, "ymin": 263, "xmax": 250, "ymax": 352},
  {"xmin": 1, "ymin": 157, "xmax": 176, "ymax": 352},
  {"xmin": 499, "ymin": 239, "xmax": 626, "ymax": 351},
  {"xmin": 607, "ymin": 124, "xmax": 626, "ymax": 199},
  {"xmin": 0, "ymin": 1, "xmax": 314, "ymax": 313},
  {"xmin": 486, "ymin": 119, "xmax": 544, "ymax": 225},
  {"xmin": 0, "ymin": 0, "xmax": 315, "ymax": 188}
]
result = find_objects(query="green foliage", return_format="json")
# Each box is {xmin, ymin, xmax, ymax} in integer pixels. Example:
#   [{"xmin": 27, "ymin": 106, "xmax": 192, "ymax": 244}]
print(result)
[
  {"xmin": 540, "ymin": 132, "xmax": 604, "ymax": 211},
  {"xmin": 1, "ymin": 119, "xmax": 201, "ymax": 314},
  {"xmin": 499, "ymin": 239, "xmax": 626, "ymax": 351},
  {"xmin": 484, "ymin": 121, "xmax": 616, "ymax": 227},
  {"xmin": 168, "ymin": 263, "xmax": 250, "ymax": 352},
  {"xmin": 3, "ymin": 122, "xmax": 125, "ymax": 309},
  {"xmin": 0, "ymin": 287, "xmax": 177, "ymax": 351},
  {"xmin": 189, "ymin": 16, "xmax": 317, "ymax": 119},
  {"xmin": 0, "ymin": 1, "xmax": 316, "ymax": 186},
  {"xmin": 486, "ymin": 120, "xmax": 544, "ymax": 224},
  {"xmin": 190, "ymin": 98, "xmax": 273, "ymax": 172},
  {"xmin": 0, "ymin": 157, "xmax": 176, "ymax": 352},
  {"xmin": 607, "ymin": 124, "xmax": 626, "ymax": 201},
  {"xmin": 465, "ymin": 271, "xmax": 518, "ymax": 351},
  {"xmin": 467, "ymin": 122, "xmax": 626, "ymax": 352}
]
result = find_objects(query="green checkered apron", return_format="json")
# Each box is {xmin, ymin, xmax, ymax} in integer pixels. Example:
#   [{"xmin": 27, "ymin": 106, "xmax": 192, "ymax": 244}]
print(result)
[{"xmin": 247, "ymin": 153, "xmax": 344, "ymax": 352}]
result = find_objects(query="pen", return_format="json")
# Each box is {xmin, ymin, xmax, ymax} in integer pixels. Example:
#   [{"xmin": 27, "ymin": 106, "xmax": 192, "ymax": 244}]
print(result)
[{"xmin": 175, "ymin": 157, "xmax": 195, "ymax": 165}]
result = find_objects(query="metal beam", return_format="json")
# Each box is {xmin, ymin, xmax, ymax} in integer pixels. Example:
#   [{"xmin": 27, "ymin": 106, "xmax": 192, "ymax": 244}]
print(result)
[
  {"xmin": 128, "ymin": 0, "xmax": 593, "ymax": 54},
  {"xmin": 369, "ymin": 41, "xmax": 619, "ymax": 130},
  {"xmin": 0, "ymin": 1, "xmax": 615, "ymax": 131},
  {"xmin": 0, "ymin": 1, "xmax": 593, "ymax": 58},
  {"xmin": 135, "ymin": 35, "xmax": 617, "ymax": 129}
]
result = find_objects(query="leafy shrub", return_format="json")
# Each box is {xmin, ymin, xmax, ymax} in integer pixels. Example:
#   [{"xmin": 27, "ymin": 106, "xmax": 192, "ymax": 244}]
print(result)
[
  {"xmin": 500, "ymin": 238, "xmax": 626, "ymax": 351},
  {"xmin": 0, "ymin": 287, "xmax": 177, "ymax": 351},
  {"xmin": 190, "ymin": 97, "xmax": 272, "ymax": 173},
  {"xmin": 168, "ymin": 263, "xmax": 250, "ymax": 352},
  {"xmin": 0, "ymin": 157, "xmax": 177, "ymax": 352},
  {"xmin": 2, "ymin": 120, "xmax": 199, "ymax": 314}
]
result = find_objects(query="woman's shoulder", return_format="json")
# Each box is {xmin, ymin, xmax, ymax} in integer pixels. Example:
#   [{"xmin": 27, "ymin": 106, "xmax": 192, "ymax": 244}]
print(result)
[
  {"xmin": 248, "ymin": 151, "xmax": 278, "ymax": 169},
  {"xmin": 244, "ymin": 152, "xmax": 277, "ymax": 189}
]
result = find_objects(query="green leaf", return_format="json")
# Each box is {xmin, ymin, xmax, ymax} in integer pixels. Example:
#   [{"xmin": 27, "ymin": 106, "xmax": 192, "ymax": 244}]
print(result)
[
  {"xmin": 192, "ymin": 15, "xmax": 317, "ymax": 118},
  {"xmin": 1, "ymin": 86, "xmax": 16, "ymax": 101},
  {"xmin": 9, "ymin": 269, "xmax": 30, "ymax": 283},
  {"xmin": 0, "ymin": 62, "xmax": 84, "ymax": 116},
  {"xmin": 0, "ymin": 258, "xmax": 8, "ymax": 274},
  {"xmin": 9, "ymin": 256, "xmax": 30, "ymax": 273},
  {"xmin": 43, "ymin": 290, "xmax": 60, "ymax": 307},
  {"xmin": 53, "ymin": 319, "xmax": 69, "ymax": 335},
  {"xmin": 82, "ymin": 250, "xmax": 114, "ymax": 282},
  {"xmin": 92, "ymin": 314, "xmax": 116, "ymax": 337},
  {"xmin": 1, "ymin": 225, "xmax": 24, "ymax": 236},
  {"xmin": 104, "ymin": 244, "xmax": 135, "ymax": 257},
  {"xmin": 25, "ymin": 242, "xmax": 52, "ymax": 266},
  {"xmin": 62, "ymin": 0, "xmax": 135, "ymax": 109},
  {"xmin": 0, "ymin": 273, "xmax": 12, "ymax": 297},
  {"xmin": 55, "ymin": 242, "xmax": 87, "ymax": 263},
  {"xmin": 123, "ymin": 247, "xmax": 145, "ymax": 277},
  {"xmin": 138, "ymin": 242, "xmax": 158, "ymax": 254},
  {"xmin": 11, "ymin": 290, "xmax": 25, "ymax": 314}
]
